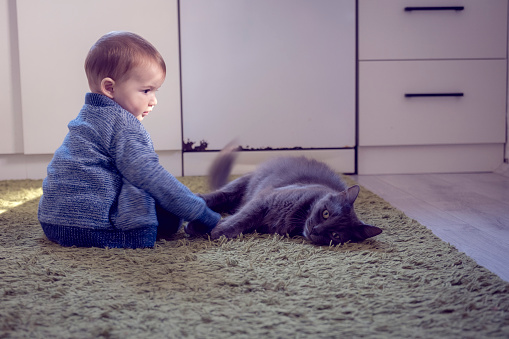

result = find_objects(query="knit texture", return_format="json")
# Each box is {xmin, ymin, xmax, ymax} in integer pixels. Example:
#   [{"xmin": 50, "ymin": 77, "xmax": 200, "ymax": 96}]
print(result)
[{"xmin": 38, "ymin": 93, "xmax": 220, "ymax": 248}]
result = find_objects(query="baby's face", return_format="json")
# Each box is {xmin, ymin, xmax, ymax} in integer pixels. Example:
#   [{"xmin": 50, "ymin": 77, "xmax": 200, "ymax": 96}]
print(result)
[{"xmin": 112, "ymin": 62, "xmax": 165, "ymax": 121}]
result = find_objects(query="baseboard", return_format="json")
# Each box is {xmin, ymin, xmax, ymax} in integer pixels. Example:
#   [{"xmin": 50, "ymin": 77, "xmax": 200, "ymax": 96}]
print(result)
[
  {"xmin": 183, "ymin": 149, "xmax": 356, "ymax": 176},
  {"xmin": 0, "ymin": 154, "xmax": 52, "ymax": 180},
  {"xmin": 358, "ymin": 144, "xmax": 505, "ymax": 175},
  {"xmin": 494, "ymin": 162, "xmax": 509, "ymax": 178}
]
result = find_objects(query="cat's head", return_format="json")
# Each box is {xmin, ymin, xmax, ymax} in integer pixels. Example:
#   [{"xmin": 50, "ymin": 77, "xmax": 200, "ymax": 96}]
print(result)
[{"xmin": 303, "ymin": 185, "xmax": 382, "ymax": 245}]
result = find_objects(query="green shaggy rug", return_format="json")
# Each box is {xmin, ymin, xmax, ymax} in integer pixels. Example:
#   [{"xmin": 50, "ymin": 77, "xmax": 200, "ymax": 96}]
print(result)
[{"xmin": 1, "ymin": 177, "xmax": 508, "ymax": 338}]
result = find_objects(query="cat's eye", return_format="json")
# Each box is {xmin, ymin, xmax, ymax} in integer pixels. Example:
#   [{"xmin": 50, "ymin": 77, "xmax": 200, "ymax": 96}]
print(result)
[
  {"xmin": 322, "ymin": 210, "xmax": 330, "ymax": 219},
  {"xmin": 331, "ymin": 232, "xmax": 340, "ymax": 239}
]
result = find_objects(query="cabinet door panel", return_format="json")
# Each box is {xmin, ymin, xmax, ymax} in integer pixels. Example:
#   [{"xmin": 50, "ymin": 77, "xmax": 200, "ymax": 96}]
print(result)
[
  {"xmin": 181, "ymin": 0, "xmax": 355, "ymax": 151},
  {"xmin": 0, "ymin": 0, "xmax": 22, "ymax": 154},
  {"xmin": 17, "ymin": 0, "xmax": 181, "ymax": 154},
  {"xmin": 359, "ymin": 0, "xmax": 507, "ymax": 60},
  {"xmin": 359, "ymin": 60, "xmax": 507, "ymax": 146}
]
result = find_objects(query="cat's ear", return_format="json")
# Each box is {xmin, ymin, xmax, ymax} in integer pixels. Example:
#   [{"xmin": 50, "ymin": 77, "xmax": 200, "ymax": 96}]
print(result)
[
  {"xmin": 353, "ymin": 224, "xmax": 382, "ymax": 241},
  {"xmin": 346, "ymin": 185, "xmax": 361, "ymax": 204}
]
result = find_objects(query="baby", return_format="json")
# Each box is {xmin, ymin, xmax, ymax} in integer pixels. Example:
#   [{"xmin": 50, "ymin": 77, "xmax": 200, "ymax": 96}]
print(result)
[{"xmin": 38, "ymin": 31, "xmax": 220, "ymax": 248}]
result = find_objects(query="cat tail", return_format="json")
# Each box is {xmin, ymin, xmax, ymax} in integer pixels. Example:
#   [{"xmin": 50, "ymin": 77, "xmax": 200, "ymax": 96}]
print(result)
[{"xmin": 208, "ymin": 140, "xmax": 240, "ymax": 190}]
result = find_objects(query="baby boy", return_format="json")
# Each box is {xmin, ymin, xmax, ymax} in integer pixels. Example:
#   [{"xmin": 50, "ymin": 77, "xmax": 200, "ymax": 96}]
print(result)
[{"xmin": 38, "ymin": 31, "xmax": 220, "ymax": 248}]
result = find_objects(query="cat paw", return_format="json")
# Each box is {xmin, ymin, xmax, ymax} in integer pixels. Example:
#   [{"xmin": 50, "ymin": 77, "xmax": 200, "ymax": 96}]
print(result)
[
  {"xmin": 184, "ymin": 220, "xmax": 210, "ymax": 237},
  {"xmin": 210, "ymin": 227, "xmax": 223, "ymax": 240},
  {"xmin": 210, "ymin": 225, "xmax": 240, "ymax": 240}
]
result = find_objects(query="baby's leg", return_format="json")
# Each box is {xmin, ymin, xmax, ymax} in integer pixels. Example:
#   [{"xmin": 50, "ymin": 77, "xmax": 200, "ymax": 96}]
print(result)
[
  {"xmin": 155, "ymin": 204, "xmax": 183, "ymax": 239},
  {"xmin": 114, "ymin": 178, "xmax": 182, "ymax": 241},
  {"xmin": 113, "ymin": 178, "xmax": 157, "ymax": 231}
]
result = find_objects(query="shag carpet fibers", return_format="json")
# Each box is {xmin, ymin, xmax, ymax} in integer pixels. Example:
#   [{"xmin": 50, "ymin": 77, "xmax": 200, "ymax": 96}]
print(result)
[{"xmin": 1, "ymin": 177, "xmax": 508, "ymax": 338}]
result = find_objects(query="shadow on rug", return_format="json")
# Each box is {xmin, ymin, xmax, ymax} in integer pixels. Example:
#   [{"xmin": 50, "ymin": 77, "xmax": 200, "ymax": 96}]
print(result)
[{"xmin": 1, "ymin": 178, "xmax": 508, "ymax": 338}]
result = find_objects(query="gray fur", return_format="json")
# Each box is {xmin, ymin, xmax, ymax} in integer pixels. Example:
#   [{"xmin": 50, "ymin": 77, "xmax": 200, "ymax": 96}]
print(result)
[
  {"xmin": 186, "ymin": 149, "xmax": 382, "ymax": 245},
  {"xmin": 208, "ymin": 141, "xmax": 239, "ymax": 190}
]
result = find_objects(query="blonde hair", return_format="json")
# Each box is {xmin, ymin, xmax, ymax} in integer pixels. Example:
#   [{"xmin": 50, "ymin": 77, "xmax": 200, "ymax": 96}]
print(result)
[{"xmin": 85, "ymin": 31, "xmax": 166, "ymax": 90}]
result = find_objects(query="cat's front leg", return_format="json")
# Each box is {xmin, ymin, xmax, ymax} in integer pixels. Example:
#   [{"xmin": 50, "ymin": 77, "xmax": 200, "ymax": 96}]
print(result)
[
  {"xmin": 210, "ymin": 203, "xmax": 265, "ymax": 240},
  {"xmin": 209, "ymin": 217, "xmax": 242, "ymax": 239}
]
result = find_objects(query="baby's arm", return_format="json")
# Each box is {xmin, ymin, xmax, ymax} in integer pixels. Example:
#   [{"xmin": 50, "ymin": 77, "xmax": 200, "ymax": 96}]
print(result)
[{"xmin": 112, "ymin": 128, "xmax": 220, "ymax": 229}]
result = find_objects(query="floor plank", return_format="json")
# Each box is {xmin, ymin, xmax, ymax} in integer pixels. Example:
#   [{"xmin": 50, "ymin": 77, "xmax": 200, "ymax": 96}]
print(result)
[{"xmin": 350, "ymin": 172, "xmax": 509, "ymax": 282}]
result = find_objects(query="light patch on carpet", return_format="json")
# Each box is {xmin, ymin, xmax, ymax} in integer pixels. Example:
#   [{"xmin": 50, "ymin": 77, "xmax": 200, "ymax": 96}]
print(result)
[{"xmin": 0, "ymin": 181, "xmax": 42, "ymax": 214}]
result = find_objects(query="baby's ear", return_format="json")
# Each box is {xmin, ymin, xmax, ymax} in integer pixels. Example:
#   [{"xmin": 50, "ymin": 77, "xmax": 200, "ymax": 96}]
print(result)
[{"xmin": 100, "ymin": 77, "xmax": 115, "ymax": 98}]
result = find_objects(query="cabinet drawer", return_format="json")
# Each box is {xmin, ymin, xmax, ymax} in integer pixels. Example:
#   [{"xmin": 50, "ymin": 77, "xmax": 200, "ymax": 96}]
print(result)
[
  {"xmin": 359, "ymin": 59, "xmax": 506, "ymax": 146},
  {"xmin": 359, "ymin": 0, "xmax": 507, "ymax": 60}
]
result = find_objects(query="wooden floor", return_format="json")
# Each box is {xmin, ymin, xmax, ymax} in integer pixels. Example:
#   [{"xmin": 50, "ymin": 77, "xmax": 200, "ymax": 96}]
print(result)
[{"xmin": 350, "ymin": 170, "xmax": 509, "ymax": 282}]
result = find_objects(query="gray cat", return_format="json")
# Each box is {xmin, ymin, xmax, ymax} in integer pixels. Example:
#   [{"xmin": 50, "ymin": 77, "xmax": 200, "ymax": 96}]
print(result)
[{"xmin": 186, "ymin": 147, "xmax": 382, "ymax": 245}]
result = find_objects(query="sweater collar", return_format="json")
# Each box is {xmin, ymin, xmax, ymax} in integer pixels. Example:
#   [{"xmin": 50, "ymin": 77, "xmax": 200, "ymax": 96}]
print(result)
[{"xmin": 85, "ymin": 93, "xmax": 119, "ymax": 108}]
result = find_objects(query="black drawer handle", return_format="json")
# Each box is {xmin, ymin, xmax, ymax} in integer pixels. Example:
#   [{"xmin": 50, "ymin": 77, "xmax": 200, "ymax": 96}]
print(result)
[
  {"xmin": 404, "ymin": 6, "xmax": 465, "ymax": 12},
  {"xmin": 405, "ymin": 93, "xmax": 464, "ymax": 98}
]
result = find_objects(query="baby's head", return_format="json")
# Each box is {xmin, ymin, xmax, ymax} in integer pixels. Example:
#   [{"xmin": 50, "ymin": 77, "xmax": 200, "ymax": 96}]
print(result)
[{"xmin": 85, "ymin": 31, "xmax": 166, "ymax": 121}]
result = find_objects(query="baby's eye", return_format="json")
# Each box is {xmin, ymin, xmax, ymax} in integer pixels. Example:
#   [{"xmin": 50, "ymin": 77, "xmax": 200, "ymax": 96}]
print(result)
[
  {"xmin": 322, "ymin": 210, "xmax": 330, "ymax": 219},
  {"xmin": 142, "ymin": 89, "xmax": 150, "ymax": 94}
]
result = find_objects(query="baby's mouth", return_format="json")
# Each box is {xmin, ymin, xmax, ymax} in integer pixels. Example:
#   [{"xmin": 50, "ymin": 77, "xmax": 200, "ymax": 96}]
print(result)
[{"xmin": 142, "ymin": 108, "xmax": 153, "ymax": 117}]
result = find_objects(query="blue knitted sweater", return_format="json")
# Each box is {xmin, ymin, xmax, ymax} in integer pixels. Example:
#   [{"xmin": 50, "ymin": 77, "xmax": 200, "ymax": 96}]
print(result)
[{"xmin": 38, "ymin": 93, "xmax": 220, "ymax": 247}]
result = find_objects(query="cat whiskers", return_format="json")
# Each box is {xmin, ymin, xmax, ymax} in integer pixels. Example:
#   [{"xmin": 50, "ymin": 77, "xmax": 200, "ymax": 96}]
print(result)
[{"xmin": 290, "ymin": 205, "xmax": 311, "ymax": 223}]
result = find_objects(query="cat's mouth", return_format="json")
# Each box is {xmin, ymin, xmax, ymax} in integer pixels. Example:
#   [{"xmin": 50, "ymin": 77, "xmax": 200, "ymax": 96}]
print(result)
[
  {"xmin": 303, "ymin": 221, "xmax": 343, "ymax": 245},
  {"xmin": 303, "ymin": 220, "xmax": 312, "ymax": 238}
]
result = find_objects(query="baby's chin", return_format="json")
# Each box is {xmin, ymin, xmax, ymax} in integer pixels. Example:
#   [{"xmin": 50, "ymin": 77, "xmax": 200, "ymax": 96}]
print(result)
[{"xmin": 135, "ymin": 113, "xmax": 148, "ymax": 121}]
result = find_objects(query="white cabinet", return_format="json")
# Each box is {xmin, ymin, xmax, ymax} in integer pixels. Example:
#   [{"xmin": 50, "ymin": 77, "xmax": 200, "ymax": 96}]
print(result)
[
  {"xmin": 16, "ymin": 0, "xmax": 182, "ymax": 157},
  {"xmin": 358, "ymin": 0, "xmax": 508, "ymax": 174},
  {"xmin": 3, "ymin": 0, "xmax": 507, "ymax": 179},
  {"xmin": 180, "ymin": 0, "xmax": 356, "ymax": 175}
]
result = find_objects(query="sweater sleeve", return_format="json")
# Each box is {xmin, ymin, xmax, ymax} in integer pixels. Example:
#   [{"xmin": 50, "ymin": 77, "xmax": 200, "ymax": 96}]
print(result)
[{"xmin": 111, "ymin": 125, "xmax": 220, "ymax": 228}]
